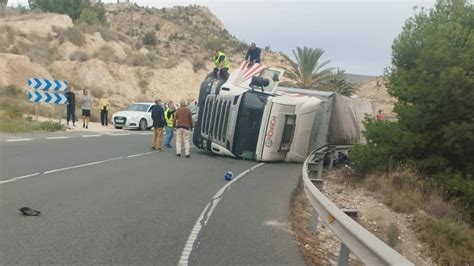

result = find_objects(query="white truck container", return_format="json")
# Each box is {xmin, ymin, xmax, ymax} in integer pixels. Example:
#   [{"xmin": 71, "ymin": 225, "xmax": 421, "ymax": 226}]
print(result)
[{"xmin": 193, "ymin": 62, "xmax": 374, "ymax": 162}]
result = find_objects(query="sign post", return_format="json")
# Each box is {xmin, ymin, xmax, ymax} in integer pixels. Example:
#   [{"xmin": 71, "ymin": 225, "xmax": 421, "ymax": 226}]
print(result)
[{"xmin": 27, "ymin": 78, "xmax": 68, "ymax": 123}]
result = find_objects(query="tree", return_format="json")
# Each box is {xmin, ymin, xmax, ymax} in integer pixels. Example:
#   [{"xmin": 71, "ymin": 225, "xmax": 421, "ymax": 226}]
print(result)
[
  {"xmin": 0, "ymin": 0, "xmax": 7, "ymax": 15},
  {"xmin": 323, "ymin": 68, "xmax": 354, "ymax": 96},
  {"xmin": 281, "ymin": 47, "xmax": 333, "ymax": 89},
  {"xmin": 28, "ymin": 0, "xmax": 90, "ymax": 21},
  {"xmin": 76, "ymin": 4, "xmax": 106, "ymax": 25},
  {"xmin": 388, "ymin": 0, "xmax": 473, "ymax": 173}
]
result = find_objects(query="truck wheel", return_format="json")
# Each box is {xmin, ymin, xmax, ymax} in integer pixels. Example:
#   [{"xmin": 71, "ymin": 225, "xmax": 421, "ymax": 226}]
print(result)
[
  {"xmin": 115, "ymin": 126, "xmax": 123, "ymax": 129},
  {"xmin": 139, "ymin": 119, "xmax": 147, "ymax": 131}
]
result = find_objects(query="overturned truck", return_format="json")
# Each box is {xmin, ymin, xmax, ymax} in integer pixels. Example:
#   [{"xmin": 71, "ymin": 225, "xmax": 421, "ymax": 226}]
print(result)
[{"xmin": 193, "ymin": 62, "xmax": 374, "ymax": 163}]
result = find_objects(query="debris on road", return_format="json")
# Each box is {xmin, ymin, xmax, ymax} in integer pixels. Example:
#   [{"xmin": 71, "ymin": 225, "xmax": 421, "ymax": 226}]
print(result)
[{"xmin": 19, "ymin": 207, "xmax": 41, "ymax": 216}]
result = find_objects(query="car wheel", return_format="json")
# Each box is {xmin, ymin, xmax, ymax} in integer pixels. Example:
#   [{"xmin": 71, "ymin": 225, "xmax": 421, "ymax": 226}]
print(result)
[
  {"xmin": 115, "ymin": 126, "xmax": 123, "ymax": 129},
  {"xmin": 139, "ymin": 119, "xmax": 147, "ymax": 131}
]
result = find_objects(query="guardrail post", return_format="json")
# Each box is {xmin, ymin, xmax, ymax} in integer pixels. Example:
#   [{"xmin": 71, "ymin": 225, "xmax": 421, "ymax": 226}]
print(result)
[
  {"xmin": 337, "ymin": 209, "xmax": 359, "ymax": 266},
  {"xmin": 308, "ymin": 160, "xmax": 324, "ymax": 191},
  {"xmin": 328, "ymin": 145, "xmax": 336, "ymax": 170}
]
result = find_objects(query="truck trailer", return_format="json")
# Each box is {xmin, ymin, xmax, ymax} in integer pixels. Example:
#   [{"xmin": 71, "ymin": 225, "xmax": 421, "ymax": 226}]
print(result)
[{"xmin": 193, "ymin": 62, "xmax": 374, "ymax": 163}]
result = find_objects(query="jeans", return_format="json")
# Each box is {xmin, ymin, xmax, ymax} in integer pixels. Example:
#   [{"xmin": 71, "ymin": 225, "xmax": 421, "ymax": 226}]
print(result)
[
  {"xmin": 164, "ymin": 126, "xmax": 174, "ymax": 146},
  {"xmin": 213, "ymin": 67, "xmax": 229, "ymax": 81},
  {"xmin": 176, "ymin": 128, "xmax": 190, "ymax": 156}
]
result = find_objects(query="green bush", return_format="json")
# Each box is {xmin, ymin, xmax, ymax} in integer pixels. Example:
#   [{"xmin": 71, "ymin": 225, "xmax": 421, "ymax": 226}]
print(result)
[
  {"xmin": 37, "ymin": 121, "xmax": 64, "ymax": 131},
  {"xmin": 416, "ymin": 214, "xmax": 474, "ymax": 264},
  {"xmin": 143, "ymin": 31, "xmax": 157, "ymax": 46},
  {"xmin": 387, "ymin": 223, "xmax": 400, "ymax": 247}
]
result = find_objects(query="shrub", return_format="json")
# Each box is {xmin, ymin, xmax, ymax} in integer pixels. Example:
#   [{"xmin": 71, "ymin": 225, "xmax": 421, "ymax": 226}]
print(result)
[
  {"xmin": 69, "ymin": 50, "xmax": 89, "ymax": 62},
  {"xmin": 64, "ymin": 27, "xmax": 85, "ymax": 46},
  {"xmin": 142, "ymin": 31, "xmax": 157, "ymax": 46},
  {"xmin": 37, "ymin": 121, "xmax": 64, "ymax": 131},
  {"xmin": 415, "ymin": 214, "xmax": 474, "ymax": 264},
  {"xmin": 125, "ymin": 52, "xmax": 151, "ymax": 67},
  {"xmin": 0, "ymin": 85, "xmax": 22, "ymax": 97},
  {"xmin": 94, "ymin": 45, "xmax": 118, "ymax": 62},
  {"xmin": 192, "ymin": 60, "xmax": 206, "ymax": 72},
  {"xmin": 99, "ymin": 28, "xmax": 120, "ymax": 42},
  {"xmin": 387, "ymin": 223, "xmax": 399, "ymax": 247},
  {"xmin": 154, "ymin": 23, "xmax": 160, "ymax": 31}
]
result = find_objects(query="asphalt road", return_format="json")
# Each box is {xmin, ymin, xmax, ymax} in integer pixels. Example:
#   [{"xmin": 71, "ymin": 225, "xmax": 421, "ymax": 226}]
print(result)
[{"xmin": 0, "ymin": 133, "xmax": 305, "ymax": 265}]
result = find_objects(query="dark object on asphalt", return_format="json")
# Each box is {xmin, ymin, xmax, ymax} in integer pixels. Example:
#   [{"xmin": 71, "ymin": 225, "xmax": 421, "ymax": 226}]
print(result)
[{"xmin": 19, "ymin": 207, "xmax": 41, "ymax": 216}]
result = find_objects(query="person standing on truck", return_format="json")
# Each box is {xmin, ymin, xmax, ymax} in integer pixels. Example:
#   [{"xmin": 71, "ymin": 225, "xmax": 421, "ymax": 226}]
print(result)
[
  {"xmin": 376, "ymin": 109, "xmax": 384, "ymax": 121},
  {"xmin": 65, "ymin": 88, "xmax": 76, "ymax": 127},
  {"xmin": 151, "ymin": 99, "xmax": 165, "ymax": 151},
  {"xmin": 245, "ymin": 42, "xmax": 261, "ymax": 66},
  {"xmin": 81, "ymin": 89, "xmax": 91, "ymax": 129},
  {"xmin": 212, "ymin": 50, "xmax": 230, "ymax": 81},
  {"xmin": 164, "ymin": 101, "xmax": 176, "ymax": 148},
  {"xmin": 98, "ymin": 94, "xmax": 110, "ymax": 126},
  {"xmin": 174, "ymin": 99, "xmax": 193, "ymax": 158}
]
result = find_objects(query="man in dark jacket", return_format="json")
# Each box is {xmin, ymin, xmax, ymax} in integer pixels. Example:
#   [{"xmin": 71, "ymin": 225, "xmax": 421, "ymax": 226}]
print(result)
[
  {"xmin": 65, "ymin": 89, "xmax": 76, "ymax": 127},
  {"xmin": 245, "ymin": 42, "xmax": 261, "ymax": 66},
  {"xmin": 151, "ymin": 99, "xmax": 165, "ymax": 151}
]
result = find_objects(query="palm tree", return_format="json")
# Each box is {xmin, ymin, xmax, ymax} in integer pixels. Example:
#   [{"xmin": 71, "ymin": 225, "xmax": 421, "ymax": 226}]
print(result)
[
  {"xmin": 280, "ymin": 47, "xmax": 333, "ymax": 89},
  {"xmin": 323, "ymin": 68, "xmax": 354, "ymax": 96}
]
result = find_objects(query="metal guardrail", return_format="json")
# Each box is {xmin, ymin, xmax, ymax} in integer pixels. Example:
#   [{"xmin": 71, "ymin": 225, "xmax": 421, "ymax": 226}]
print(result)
[{"xmin": 302, "ymin": 146, "xmax": 414, "ymax": 266}]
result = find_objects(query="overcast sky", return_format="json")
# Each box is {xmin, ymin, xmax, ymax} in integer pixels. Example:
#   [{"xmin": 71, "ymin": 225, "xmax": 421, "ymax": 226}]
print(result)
[{"xmin": 8, "ymin": 0, "xmax": 436, "ymax": 75}]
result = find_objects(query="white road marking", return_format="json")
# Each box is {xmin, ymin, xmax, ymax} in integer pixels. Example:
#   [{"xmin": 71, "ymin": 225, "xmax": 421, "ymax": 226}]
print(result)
[
  {"xmin": 0, "ymin": 172, "xmax": 40, "ymax": 184},
  {"xmin": 81, "ymin": 134, "xmax": 102, "ymax": 138},
  {"xmin": 109, "ymin": 133, "xmax": 130, "ymax": 136},
  {"xmin": 5, "ymin": 138, "xmax": 32, "ymax": 142},
  {"xmin": 43, "ymin": 156, "xmax": 125, "ymax": 174},
  {"xmin": 138, "ymin": 132, "xmax": 153, "ymax": 135},
  {"xmin": 126, "ymin": 151, "xmax": 153, "ymax": 158},
  {"xmin": 178, "ymin": 163, "xmax": 265, "ymax": 266},
  {"xmin": 46, "ymin": 136, "xmax": 71, "ymax": 140},
  {"xmin": 0, "ymin": 152, "xmax": 156, "ymax": 185}
]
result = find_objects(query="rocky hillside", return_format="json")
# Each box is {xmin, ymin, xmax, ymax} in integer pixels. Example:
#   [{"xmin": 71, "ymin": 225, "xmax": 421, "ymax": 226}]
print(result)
[
  {"xmin": 0, "ymin": 4, "xmax": 287, "ymax": 119},
  {"xmin": 354, "ymin": 77, "xmax": 397, "ymax": 117}
]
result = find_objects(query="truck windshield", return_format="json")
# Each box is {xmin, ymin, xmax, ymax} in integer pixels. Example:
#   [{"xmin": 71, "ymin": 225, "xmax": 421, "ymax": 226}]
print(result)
[{"xmin": 233, "ymin": 91, "xmax": 269, "ymax": 159}]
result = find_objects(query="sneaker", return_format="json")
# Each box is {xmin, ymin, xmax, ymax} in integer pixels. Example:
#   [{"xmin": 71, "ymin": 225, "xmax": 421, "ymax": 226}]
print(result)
[
  {"xmin": 185, "ymin": 155, "xmax": 191, "ymax": 158},
  {"xmin": 151, "ymin": 147, "xmax": 156, "ymax": 150},
  {"xmin": 176, "ymin": 154, "xmax": 181, "ymax": 157}
]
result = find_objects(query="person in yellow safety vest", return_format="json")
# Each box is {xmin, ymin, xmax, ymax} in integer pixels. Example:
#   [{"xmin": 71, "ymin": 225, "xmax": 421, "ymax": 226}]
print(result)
[
  {"xmin": 212, "ymin": 50, "xmax": 230, "ymax": 81},
  {"xmin": 164, "ymin": 101, "xmax": 176, "ymax": 148},
  {"xmin": 98, "ymin": 95, "xmax": 111, "ymax": 126}
]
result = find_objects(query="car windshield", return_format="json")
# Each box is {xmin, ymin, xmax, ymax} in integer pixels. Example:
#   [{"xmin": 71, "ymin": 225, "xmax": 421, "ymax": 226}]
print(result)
[
  {"xmin": 127, "ymin": 104, "xmax": 149, "ymax": 112},
  {"xmin": 233, "ymin": 91, "xmax": 269, "ymax": 159}
]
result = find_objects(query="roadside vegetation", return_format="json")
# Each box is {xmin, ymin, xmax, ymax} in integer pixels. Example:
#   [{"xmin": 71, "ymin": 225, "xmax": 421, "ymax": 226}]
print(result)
[
  {"xmin": 348, "ymin": 0, "xmax": 473, "ymax": 263},
  {"xmin": 0, "ymin": 85, "xmax": 64, "ymax": 133}
]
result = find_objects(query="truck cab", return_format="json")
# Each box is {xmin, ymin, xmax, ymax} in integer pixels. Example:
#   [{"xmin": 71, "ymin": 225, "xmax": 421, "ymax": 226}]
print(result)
[{"xmin": 193, "ymin": 62, "xmax": 373, "ymax": 162}]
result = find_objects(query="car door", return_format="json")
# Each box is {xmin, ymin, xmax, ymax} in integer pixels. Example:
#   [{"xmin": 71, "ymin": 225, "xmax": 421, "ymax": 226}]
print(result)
[{"xmin": 146, "ymin": 104, "xmax": 154, "ymax": 127}]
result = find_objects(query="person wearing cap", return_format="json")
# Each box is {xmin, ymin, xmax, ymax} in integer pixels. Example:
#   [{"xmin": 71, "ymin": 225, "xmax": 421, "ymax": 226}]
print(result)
[
  {"xmin": 174, "ymin": 99, "xmax": 193, "ymax": 158},
  {"xmin": 151, "ymin": 99, "xmax": 166, "ymax": 151}
]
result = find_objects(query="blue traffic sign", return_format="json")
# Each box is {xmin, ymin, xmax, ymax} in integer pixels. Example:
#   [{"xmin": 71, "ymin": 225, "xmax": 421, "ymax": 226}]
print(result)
[
  {"xmin": 27, "ymin": 90, "xmax": 68, "ymax": 105},
  {"xmin": 28, "ymin": 78, "xmax": 68, "ymax": 92}
]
